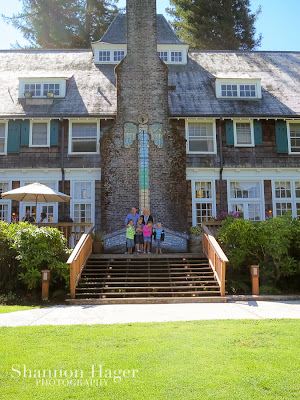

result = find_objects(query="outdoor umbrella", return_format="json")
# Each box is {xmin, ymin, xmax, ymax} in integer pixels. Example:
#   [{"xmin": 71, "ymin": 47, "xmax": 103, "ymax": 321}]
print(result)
[{"xmin": 1, "ymin": 182, "xmax": 72, "ymax": 220}]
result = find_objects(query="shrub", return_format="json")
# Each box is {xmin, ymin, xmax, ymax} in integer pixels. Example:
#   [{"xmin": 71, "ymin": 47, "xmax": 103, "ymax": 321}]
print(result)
[
  {"xmin": 218, "ymin": 214, "xmax": 300, "ymax": 294},
  {"xmin": 189, "ymin": 226, "xmax": 202, "ymax": 236},
  {"xmin": 0, "ymin": 222, "xmax": 71, "ymax": 293}
]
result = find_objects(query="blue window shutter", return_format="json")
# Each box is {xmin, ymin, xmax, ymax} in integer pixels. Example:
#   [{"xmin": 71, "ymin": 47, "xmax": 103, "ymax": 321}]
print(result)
[
  {"xmin": 275, "ymin": 121, "xmax": 289, "ymax": 153},
  {"xmin": 254, "ymin": 120, "xmax": 263, "ymax": 146},
  {"xmin": 7, "ymin": 120, "xmax": 21, "ymax": 154},
  {"xmin": 225, "ymin": 120, "xmax": 234, "ymax": 145},
  {"xmin": 20, "ymin": 120, "xmax": 30, "ymax": 146},
  {"xmin": 50, "ymin": 120, "xmax": 59, "ymax": 146}
]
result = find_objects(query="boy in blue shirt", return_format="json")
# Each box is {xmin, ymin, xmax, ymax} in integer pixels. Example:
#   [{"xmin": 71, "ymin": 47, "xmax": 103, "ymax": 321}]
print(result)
[{"xmin": 153, "ymin": 222, "xmax": 164, "ymax": 254}]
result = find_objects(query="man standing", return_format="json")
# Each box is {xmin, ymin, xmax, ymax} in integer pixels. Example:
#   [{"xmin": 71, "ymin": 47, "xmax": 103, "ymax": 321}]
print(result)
[{"xmin": 125, "ymin": 207, "xmax": 140, "ymax": 227}]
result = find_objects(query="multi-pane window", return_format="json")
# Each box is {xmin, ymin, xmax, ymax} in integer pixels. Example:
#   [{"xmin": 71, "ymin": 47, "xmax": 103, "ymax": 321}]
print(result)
[
  {"xmin": 73, "ymin": 181, "xmax": 93, "ymax": 223},
  {"xmin": 43, "ymin": 83, "xmax": 60, "ymax": 96},
  {"xmin": 229, "ymin": 181, "xmax": 262, "ymax": 221},
  {"xmin": 0, "ymin": 204, "xmax": 8, "ymax": 221},
  {"xmin": 234, "ymin": 122, "xmax": 253, "ymax": 146},
  {"xmin": 31, "ymin": 122, "xmax": 49, "ymax": 146},
  {"xmin": 194, "ymin": 181, "xmax": 214, "ymax": 225},
  {"xmin": 41, "ymin": 205, "xmax": 54, "ymax": 222},
  {"xmin": 221, "ymin": 84, "xmax": 238, "ymax": 97},
  {"xmin": 288, "ymin": 123, "xmax": 300, "ymax": 153},
  {"xmin": 273, "ymin": 181, "xmax": 300, "ymax": 218},
  {"xmin": 0, "ymin": 123, "xmax": 6, "ymax": 154},
  {"xmin": 70, "ymin": 122, "xmax": 99, "ymax": 153},
  {"xmin": 24, "ymin": 83, "xmax": 41, "ymax": 97},
  {"xmin": 217, "ymin": 81, "xmax": 259, "ymax": 99},
  {"xmin": 187, "ymin": 122, "xmax": 216, "ymax": 153},
  {"xmin": 240, "ymin": 84, "xmax": 256, "ymax": 97},
  {"xmin": 171, "ymin": 51, "xmax": 182, "ymax": 62},
  {"xmin": 157, "ymin": 51, "xmax": 168, "ymax": 62},
  {"xmin": 99, "ymin": 51, "xmax": 111, "ymax": 62},
  {"xmin": 24, "ymin": 83, "xmax": 61, "ymax": 97},
  {"xmin": 114, "ymin": 51, "xmax": 125, "ymax": 62},
  {"xmin": 0, "ymin": 183, "xmax": 8, "ymax": 196}
]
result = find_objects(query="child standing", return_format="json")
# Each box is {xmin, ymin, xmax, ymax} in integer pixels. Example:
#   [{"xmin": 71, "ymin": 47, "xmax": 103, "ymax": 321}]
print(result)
[
  {"xmin": 135, "ymin": 217, "xmax": 144, "ymax": 253},
  {"xmin": 126, "ymin": 219, "xmax": 136, "ymax": 254},
  {"xmin": 153, "ymin": 222, "xmax": 165, "ymax": 254},
  {"xmin": 143, "ymin": 221, "xmax": 153, "ymax": 254}
]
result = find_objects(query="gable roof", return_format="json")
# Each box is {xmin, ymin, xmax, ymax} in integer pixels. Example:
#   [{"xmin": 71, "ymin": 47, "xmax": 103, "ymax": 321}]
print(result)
[
  {"xmin": 96, "ymin": 14, "xmax": 185, "ymax": 45},
  {"xmin": 0, "ymin": 50, "xmax": 300, "ymax": 119}
]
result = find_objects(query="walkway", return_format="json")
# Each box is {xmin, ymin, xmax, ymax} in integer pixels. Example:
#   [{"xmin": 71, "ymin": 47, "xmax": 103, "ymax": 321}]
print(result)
[{"xmin": 0, "ymin": 300, "xmax": 299, "ymax": 327}]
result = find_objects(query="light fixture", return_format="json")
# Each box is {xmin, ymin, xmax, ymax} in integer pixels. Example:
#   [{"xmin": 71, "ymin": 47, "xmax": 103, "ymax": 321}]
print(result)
[
  {"xmin": 24, "ymin": 92, "xmax": 32, "ymax": 99},
  {"xmin": 46, "ymin": 92, "xmax": 54, "ymax": 98}
]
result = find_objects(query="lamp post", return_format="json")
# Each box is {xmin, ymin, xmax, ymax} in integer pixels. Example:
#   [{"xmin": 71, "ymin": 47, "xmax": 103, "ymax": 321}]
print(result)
[
  {"xmin": 42, "ymin": 270, "xmax": 51, "ymax": 300},
  {"xmin": 250, "ymin": 265, "xmax": 260, "ymax": 295}
]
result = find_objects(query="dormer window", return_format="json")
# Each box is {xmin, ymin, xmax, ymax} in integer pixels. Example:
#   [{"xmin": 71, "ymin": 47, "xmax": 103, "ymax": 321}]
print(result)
[
  {"xmin": 157, "ymin": 51, "xmax": 168, "ymax": 62},
  {"xmin": 216, "ymin": 79, "xmax": 261, "ymax": 99},
  {"xmin": 99, "ymin": 51, "xmax": 111, "ymax": 62},
  {"xmin": 171, "ymin": 51, "xmax": 182, "ymax": 62},
  {"xmin": 19, "ymin": 78, "xmax": 67, "ymax": 99},
  {"xmin": 114, "ymin": 50, "xmax": 125, "ymax": 62}
]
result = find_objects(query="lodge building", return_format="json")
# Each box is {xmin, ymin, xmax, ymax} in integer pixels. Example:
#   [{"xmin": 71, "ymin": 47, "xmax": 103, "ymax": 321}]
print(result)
[{"xmin": 0, "ymin": 0, "xmax": 300, "ymax": 237}]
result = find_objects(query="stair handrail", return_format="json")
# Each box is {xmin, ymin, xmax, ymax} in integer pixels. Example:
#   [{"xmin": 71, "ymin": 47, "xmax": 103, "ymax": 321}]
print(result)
[
  {"xmin": 202, "ymin": 224, "xmax": 228, "ymax": 296},
  {"xmin": 67, "ymin": 226, "xmax": 94, "ymax": 299}
]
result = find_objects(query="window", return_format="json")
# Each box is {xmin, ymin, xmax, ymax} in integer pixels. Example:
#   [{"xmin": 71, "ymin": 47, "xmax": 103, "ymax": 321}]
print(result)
[
  {"xmin": 72, "ymin": 181, "xmax": 93, "ymax": 223},
  {"xmin": 273, "ymin": 181, "xmax": 300, "ymax": 218},
  {"xmin": 193, "ymin": 181, "xmax": 215, "ymax": 225},
  {"xmin": 229, "ymin": 181, "xmax": 263, "ymax": 221},
  {"xmin": 114, "ymin": 51, "xmax": 125, "ymax": 62},
  {"xmin": 157, "ymin": 51, "xmax": 168, "ymax": 62},
  {"xmin": 234, "ymin": 121, "xmax": 254, "ymax": 146},
  {"xmin": 186, "ymin": 121, "xmax": 216, "ymax": 153},
  {"xmin": 0, "ymin": 122, "xmax": 7, "ymax": 154},
  {"xmin": 216, "ymin": 80, "xmax": 261, "ymax": 99},
  {"xmin": 30, "ymin": 121, "xmax": 50, "ymax": 147},
  {"xmin": 171, "ymin": 51, "xmax": 182, "ymax": 62},
  {"xmin": 99, "ymin": 51, "xmax": 111, "ymax": 62},
  {"xmin": 288, "ymin": 123, "xmax": 300, "ymax": 153},
  {"xmin": 43, "ymin": 83, "xmax": 60, "ymax": 97},
  {"xmin": 23, "ymin": 82, "xmax": 61, "ymax": 98},
  {"xmin": 69, "ymin": 121, "xmax": 100, "ymax": 154},
  {"xmin": 0, "ymin": 204, "xmax": 8, "ymax": 221}
]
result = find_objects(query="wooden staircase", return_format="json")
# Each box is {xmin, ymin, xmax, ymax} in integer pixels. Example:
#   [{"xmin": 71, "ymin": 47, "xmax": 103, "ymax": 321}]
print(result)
[{"xmin": 73, "ymin": 254, "xmax": 221, "ymax": 300}]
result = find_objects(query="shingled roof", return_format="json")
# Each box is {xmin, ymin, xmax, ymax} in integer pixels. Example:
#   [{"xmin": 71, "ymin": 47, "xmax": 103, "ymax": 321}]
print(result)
[
  {"xmin": 96, "ymin": 14, "xmax": 185, "ymax": 45},
  {"xmin": 0, "ymin": 49, "xmax": 300, "ymax": 118}
]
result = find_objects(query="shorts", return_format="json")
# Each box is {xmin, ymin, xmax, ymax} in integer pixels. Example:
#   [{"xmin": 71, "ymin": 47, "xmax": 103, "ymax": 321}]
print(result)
[
  {"xmin": 144, "ymin": 236, "xmax": 151, "ymax": 242},
  {"xmin": 126, "ymin": 238, "xmax": 135, "ymax": 248},
  {"xmin": 155, "ymin": 239, "xmax": 162, "ymax": 248},
  {"xmin": 135, "ymin": 234, "xmax": 144, "ymax": 244}
]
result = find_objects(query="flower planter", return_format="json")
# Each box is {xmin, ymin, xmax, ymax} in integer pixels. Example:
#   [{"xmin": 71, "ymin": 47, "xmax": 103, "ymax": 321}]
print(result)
[{"xmin": 92, "ymin": 242, "xmax": 104, "ymax": 254}]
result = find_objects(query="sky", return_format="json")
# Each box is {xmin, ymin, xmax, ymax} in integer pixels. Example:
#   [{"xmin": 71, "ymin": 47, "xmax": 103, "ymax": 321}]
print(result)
[{"xmin": 0, "ymin": 0, "xmax": 300, "ymax": 51}]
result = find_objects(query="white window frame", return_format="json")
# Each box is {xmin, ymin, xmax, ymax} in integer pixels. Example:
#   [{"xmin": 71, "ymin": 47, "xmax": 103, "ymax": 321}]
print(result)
[
  {"xmin": 215, "ymin": 79, "xmax": 262, "ymax": 99},
  {"xmin": 20, "ymin": 180, "xmax": 59, "ymax": 223},
  {"xmin": 185, "ymin": 119, "xmax": 217, "ymax": 154},
  {"xmin": 29, "ymin": 120, "xmax": 51, "ymax": 147},
  {"xmin": 70, "ymin": 180, "xmax": 95, "ymax": 225},
  {"xmin": 68, "ymin": 119, "xmax": 100, "ymax": 155},
  {"xmin": 272, "ymin": 180, "xmax": 300, "ymax": 218},
  {"xmin": 287, "ymin": 121, "xmax": 300, "ymax": 155},
  {"xmin": 98, "ymin": 50, "xmax": 111, "ymax": 63},
  {"xmin": 19, "ymin": 79, "xmax": 66, "ymax": 98},
  {"xmin": 192, "ymin": 179, "xmax": 216, "ymax": 226},
  {"xmin": 0, "ymin": 120, "xmax": 8, "ymax": 155},
  {"xmin": 0, "ymin": 180, "xmax": 11, "ymax": 222},
  {"xmin": 228, "ymin": 180, "xmax": 264, "ymax": 221},
  {"xmin": 233, "ymin": 120, "xmax": 255, "ymax": 147}
]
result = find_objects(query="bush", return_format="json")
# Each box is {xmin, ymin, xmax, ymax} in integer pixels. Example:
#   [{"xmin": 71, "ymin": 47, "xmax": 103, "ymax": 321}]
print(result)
[
  {"xmin": 0, "ymin": 222, "xmax": 71, "ymax": 293},
  {"xmin": 218, "ymin": 214, "xmax": 300, "ymax": 294}
]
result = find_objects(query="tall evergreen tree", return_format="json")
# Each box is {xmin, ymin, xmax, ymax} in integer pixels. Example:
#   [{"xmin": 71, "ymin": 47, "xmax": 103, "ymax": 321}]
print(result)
[
  {"xmin": 2, "ymin": 0, "xmax": 119, "ymax": 49},
  {"xmin": 167, "ymin": 0, "xmax": 261, "ymax": 50}
]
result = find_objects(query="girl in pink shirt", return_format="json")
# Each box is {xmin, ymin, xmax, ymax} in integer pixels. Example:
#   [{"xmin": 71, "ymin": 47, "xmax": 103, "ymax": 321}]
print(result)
[{"xmin": 143, "ymin": 222, "xmax": 153, "ymax": 254}]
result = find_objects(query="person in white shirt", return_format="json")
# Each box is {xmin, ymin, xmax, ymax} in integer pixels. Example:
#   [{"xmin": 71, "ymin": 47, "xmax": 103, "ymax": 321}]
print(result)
[{"xmin": 39, "ymin": 212, "xmax": 48, "ymax": 223}]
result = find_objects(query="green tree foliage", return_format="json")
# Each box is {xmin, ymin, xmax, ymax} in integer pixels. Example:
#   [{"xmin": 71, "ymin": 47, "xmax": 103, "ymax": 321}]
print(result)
[
  {"xmin": 0, "ymin": 221, "xmax": 71, "ymax": 292},
  {"xmin": 218, "ymin": 214, "xmax": 300, "ymax": 294},
  {"xmin": 2, "ymin": 0, "xmax": 119, "ymax": 49},
  {"xmin": 167, "ymin": 0, "xmax": 262, "ymax": 50}
]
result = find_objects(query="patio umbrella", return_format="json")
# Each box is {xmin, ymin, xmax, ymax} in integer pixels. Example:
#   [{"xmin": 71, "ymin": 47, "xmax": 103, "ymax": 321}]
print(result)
[{"xmin": 1, "ymin": 182, "xmax": 72, "ymax": 220}]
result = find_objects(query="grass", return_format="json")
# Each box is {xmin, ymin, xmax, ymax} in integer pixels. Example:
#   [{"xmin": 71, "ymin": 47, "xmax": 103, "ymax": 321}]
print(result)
[
  {"xmin": 0, "ymin": 320, "xmax": 299, "ymax": 399},
  {"xmin": 0, "ymin": 305, "xmax": 40, "ymax": 314}
]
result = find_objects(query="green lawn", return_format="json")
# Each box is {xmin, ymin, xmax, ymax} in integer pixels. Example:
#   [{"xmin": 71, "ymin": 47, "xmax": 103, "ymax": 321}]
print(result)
[
  {"xmin": 0, "ymin": 320, "xmax": 299, "ymax": 399},
  {"xmin": 0, "ymin": 305, "xmax": 40, "ymax": 314}
]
